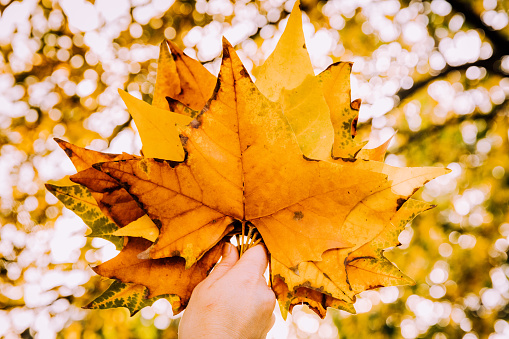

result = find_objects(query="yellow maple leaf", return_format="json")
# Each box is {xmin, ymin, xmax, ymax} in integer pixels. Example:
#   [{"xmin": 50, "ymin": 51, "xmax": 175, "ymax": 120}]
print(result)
[
  {"xmin": 254, "ymin": 2, "xmax": 334, "ymax": 160},
  {"xmin": 48, "ymin": 1, "xmax": 450, "ymax": 319}
]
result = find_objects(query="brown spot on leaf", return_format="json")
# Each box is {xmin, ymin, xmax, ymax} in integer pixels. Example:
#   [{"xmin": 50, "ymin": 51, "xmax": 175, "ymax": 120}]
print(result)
[
  {"xmin": 351, "ymin": 116, "xmax": 359, "ymax": 137},
  {"xmin": 165, "ymin": 159, "xmax": 182, "ymax": 168},
  {"xmin": 396, "ymin": 198, "xmax": 407, "ymax": 211},
  {"xmin": 179, "ymin": 135, "xmax": 188, "ymax": 146},
  {"xmin": 293, "ymin": 211, "xmax": 304, "ymax": 221},
  {"xmin": 240, "ymin": 67, "xmax": 250, "ymax": 78},
  {"xmin": 190, "ymin": 119, "xmax": 201, "ymax": 129},
  {"xmin": 152, "ymin": 219, "xmax": 162, "ymax": 229},
  {"xmin": 351, "ymin": 98, "xmax": 361, "ymax": 110},
  {"xmin": 64, "ymin": 148, "xmax": 73, "ymax": 158},
  {"xmin": 139, "ymin": 161, "xmax": 148, "ymax": 173},
  {"xmin": 222, "ymin": 45, "xmax": 230, "ymax": 58}
]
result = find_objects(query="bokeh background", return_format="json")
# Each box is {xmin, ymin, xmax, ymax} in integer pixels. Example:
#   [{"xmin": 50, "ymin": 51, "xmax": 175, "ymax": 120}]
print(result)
[{"xmin": 1, "ymin": 0, "xmax": 509, "ymax": 338}]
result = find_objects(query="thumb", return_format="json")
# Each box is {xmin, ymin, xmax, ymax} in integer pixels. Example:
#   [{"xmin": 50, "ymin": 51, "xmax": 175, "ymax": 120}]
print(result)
[
  {"xmin": 206, "ymin": 242, "xmax": 239, "ymax": 282},
  {"xmin": 233, "ymin": 244, "xmax": 269, "ymax": 277}
]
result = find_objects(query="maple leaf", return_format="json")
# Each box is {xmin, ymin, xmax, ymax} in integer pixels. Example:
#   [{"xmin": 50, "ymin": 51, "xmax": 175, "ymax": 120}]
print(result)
[
  {"xmin": 254, "ymin": 2, "xmax": 334, "ymax": 160},
  {"xmin": 152, "ymin": 40, "xmax": 216, "ymax": 111},
  {"xmin": 91, "ymin": 40, "xmax": 448, "ymax": 318},
  {"xmin": 47, "ymin": 1, "xmax": 451, "ymax": 320},
  {"xmin": 118, "ymin": 90, "xmax": 193, "ymax": 161},
  {"xmin": 92, "ymin": 237, "xmax": 223, "ymax": 313},
  {"xmin": 317, "ymin": 62, "xmax": 367, "ymax": 158},
  {"xmin": 49, "ymin": 143, "xmax": 222, "ymax": 314},
  {"xmin": 54, "ymin": 138, "xmax": 145, "ymax": 227},
  {"xmin": 45, "ymin": 184, "xmax": 124, "ymax": 250},
  {"xmin": 84, "ymin": 280, "xmax": 174, "ymax": 316},
  {"xmin": 94, "ymin": 41, "xmax": 399, "ymax": 270}
]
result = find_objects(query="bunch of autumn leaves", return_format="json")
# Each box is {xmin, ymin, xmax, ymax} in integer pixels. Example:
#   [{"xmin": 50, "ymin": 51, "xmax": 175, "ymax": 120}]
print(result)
[{"xmin": 47, "ymin": 3, "xmax": 448, "ymax": 319}]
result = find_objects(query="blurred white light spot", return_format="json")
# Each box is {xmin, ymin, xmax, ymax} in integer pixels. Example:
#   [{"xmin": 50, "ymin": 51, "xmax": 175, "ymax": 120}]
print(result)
[
  {"xmin": 449, "ymin": 14, "xmax": 465, "ymax": 32},
  {"xmin": 380, "ymin": 286, "xmax": 399, "ymax": 303},
  {"xmin": 481, "ymin": 288, "xmax": 501, "ymax": 308},
  {"xmin": 494, "ymin": 319, "xmax": 509, "ymax": 334},
  {"xmin": 152, "ymin": 298, "xmax": 170, "ymax": 314},
  {"xmin": 330, "ymin": 15, "xmax": 345, "ymax": 30},
  {"xmin": 429, "ymin": 52, "xmax": 446, "ymax": 71},
  {"xmin": 164, "ymin": 27, "xmax": 177, "ymax": 40},
  {"xmin": 398, "ymin": 227, "xmax": 414, "ymax": 249},
  {"xmin": 483, "ymin": 0, "xmax": 497, "ymax": 11},
  {"xmin": 154, "ymin": 315, "xmax": 170, "ymax": 330},
  {"xmin": 482, "ymin": 10, "xmax": 509, "ymax": 30},
  {"xmin": 458, "ymin": 234, "xmax": 477, "ymax": 249},
  {"xmin": 401, "ymin": 319, "xmax": 418, "ymax": 339},
  {"xmin": 184, "ymin": 27, "xmax": 203, "ymax": 48},
  {"xmin": 501, "ymin": 56, "xmax": 509, "ymax": 73},
  {"xmin": 376, "ymin": 55, "xmax": 391, "ymax": 73},
  {"xmin": 430, "ymin": 268, "xmax": 448, "ymax": 284},
  {"xmin": 430, "ymin": 0, "xmax": 452, "ymax": 16},
  {"xmin": 460, "ymin": 318, "xmax": 473, "ymax": 332},
  {"xmin": 461, "ymin": 122, "xmax": 477, "ymax": 145},
  {"xmin": 453, "ymin": 199, "xmax": 470, "ymax": 216},
  {"xmin": 464, "ymin": 294, "xmax": 480, "ymax": 310},
  {"xmin": 318, "ymin": 323, "xmax": 338, "ymax": 338},
  {"xmin": 438, "ymin": 243, "xmax": 453, "ymax": 257},
  {"xmin": 354, "ymin": 297, "xmax": 372, "ymax": 313},
  {"xmin": 451, "ymin": 307, "xmax": 466, "ymax": 323},
  {"xmin": 463, "ymin": 333, "xmax": 479, "ymax": 339},
  {"xmin": 141, "ymin": 306, "xmax": 155, "ymax": 319},
  {"xmin": 468, "ymin": 213, "xmax": 484, "ymax": 227},
  {"xmin": 197, "ymin": 35, "xmax": 221, "ymax": 61},
  {"xmin": 25, "ymin": 109, "xmax": 38, "ymax": 123},
  {"xmin": 492, "ymin": 166, "xmax": 505, "ymax": 179},
  {"xmin": 476, "ymin": 139, "xmax": 491, "ymax": 153},
  {"xmin": 466, "ymin": 66, "xmax": 482, "ymax": 80},
  {"xmin": 60, "ymin": 0, "xmax": 100, "ymax": 32},
  {"xmin": 11, "ymin": 308, "xmax": 34, "ymax": 334},
  {"xmin": 96, "ymin": 0, "xmax": 130, "ymax": 22},
  {"xmin": 76, "ymin": 79, "xmax": 96, "ymax": 97},
  {"xmin": 480, "ymin": 42, "xmax": 493, "ymax": 59},
  {"xmin": 439, "ymin": 31, "xmax": 481, "ymax": 66},
  {"xmin": 489, "ymin": 86, "xmax": 506, "ymax": 105},
  {"xmin": 403, "ymin": 21, "xmax": 427, "ymax": 44},
  {"xmin": 297, "ymin": 314, "xmax": 320, "ymax": 333},
  {"xmin": 129, "ymin": 23, "xmax": 143, "ymax": 39},
  {"xmin": 430, "ymin": 285, "xmax": 446, "ymax": 299}
]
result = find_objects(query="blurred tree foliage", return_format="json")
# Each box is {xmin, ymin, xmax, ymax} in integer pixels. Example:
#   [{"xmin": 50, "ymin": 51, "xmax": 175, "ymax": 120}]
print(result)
[{"xmin": 0, "ymin": 0, "xmax": 508, "ymax": 338}]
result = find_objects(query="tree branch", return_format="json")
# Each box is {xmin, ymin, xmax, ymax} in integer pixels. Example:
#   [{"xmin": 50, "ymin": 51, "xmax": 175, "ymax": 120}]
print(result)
[
  {"xmin": 393, "ymin": 97, "xmax": 509, "ymax": 153},
  {"xmin": 397, "ymin": 58, "xmax": 502, "ymax": 102},
  {"xmin": 446, "ymin": 0, "xmax": 509, "ymax": 58},
  {"xmin": 395, "ymin": 0, "xmax": 509, "ymax": 102}
]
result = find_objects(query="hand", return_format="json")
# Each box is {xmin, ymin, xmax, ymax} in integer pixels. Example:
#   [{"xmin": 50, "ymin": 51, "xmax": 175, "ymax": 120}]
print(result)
[{"xmin": 178, "ymin": 243, "xmax": 276, "ymax": 339}]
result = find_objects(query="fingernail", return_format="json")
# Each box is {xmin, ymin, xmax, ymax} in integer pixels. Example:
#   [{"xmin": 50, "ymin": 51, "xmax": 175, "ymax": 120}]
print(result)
[{"xmin": 222, "ymin": 242, "xmax": 232, "ymax": 256}]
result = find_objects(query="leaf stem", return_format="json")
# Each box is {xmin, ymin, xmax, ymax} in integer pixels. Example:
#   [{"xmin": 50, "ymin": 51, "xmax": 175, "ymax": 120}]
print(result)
[
  {"xmin": 235, "ymin": 222, "xmax": 262, "ymax": 256},
  {"xmin": 240, "ymin": 221, "xmax": 246, "ymax": 255}
]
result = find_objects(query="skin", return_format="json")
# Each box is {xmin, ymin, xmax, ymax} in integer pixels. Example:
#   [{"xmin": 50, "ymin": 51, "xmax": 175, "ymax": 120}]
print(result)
[{"xmin": 179, "ymin": 243, "xmax": 276, "ymax": 339}]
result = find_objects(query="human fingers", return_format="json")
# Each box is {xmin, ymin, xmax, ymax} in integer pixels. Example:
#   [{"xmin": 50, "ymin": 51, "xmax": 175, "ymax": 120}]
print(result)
[
  {"xmin": 233, "ymin": 244, "xmax": 269, "ymax": 277},
  {"xmin": 205, "ymin": 242, "xmax": 239, "ymax": 283}
]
